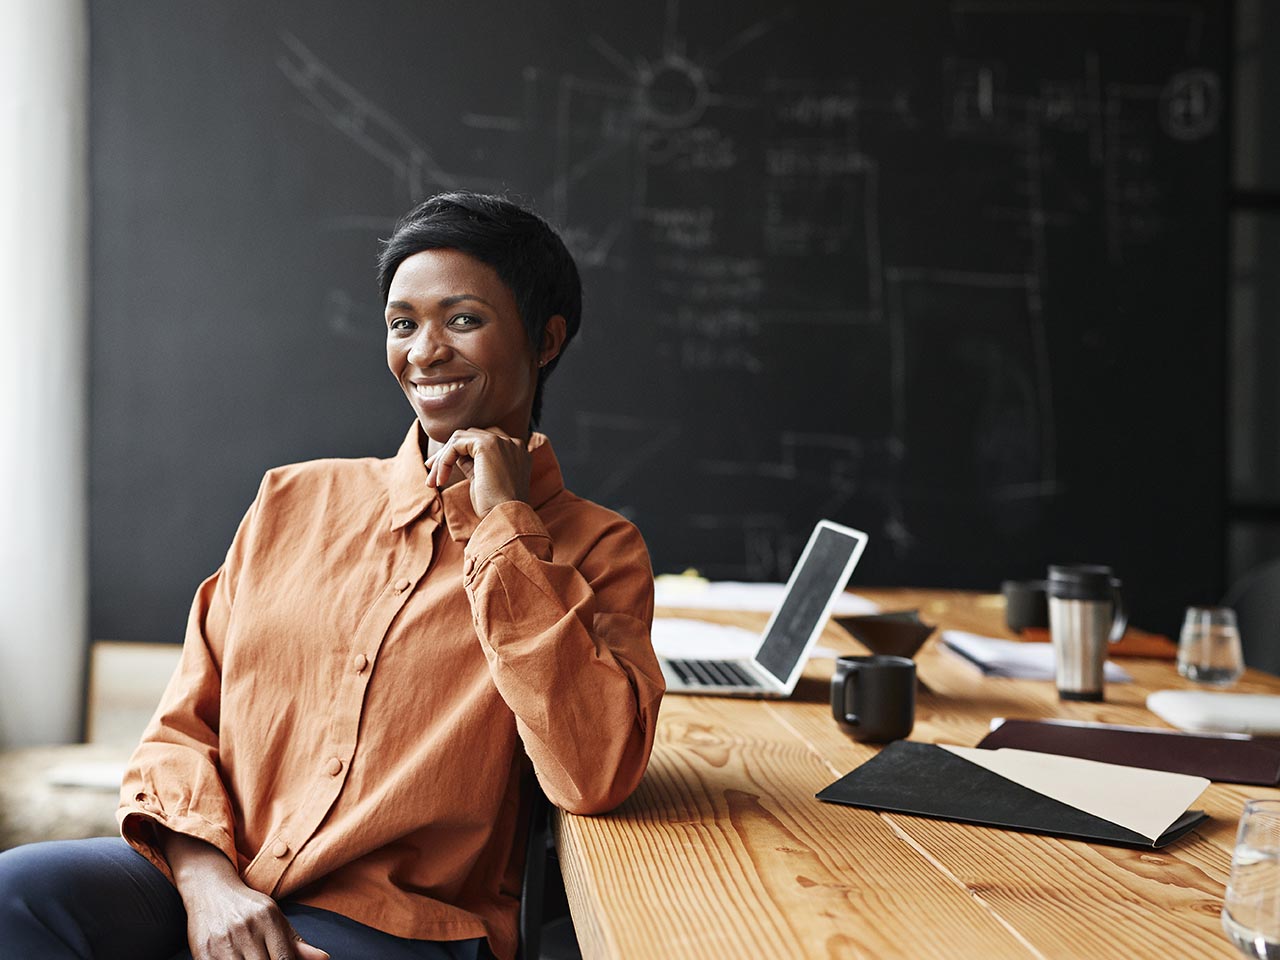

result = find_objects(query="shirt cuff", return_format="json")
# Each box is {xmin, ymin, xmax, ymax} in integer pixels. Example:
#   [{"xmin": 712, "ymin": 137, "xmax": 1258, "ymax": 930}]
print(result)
[
  {"xmin": 463, "ymin": 500, "xmax": 551, "ymax": 582},
  {"xmin": 118, "ymin": 802, "xmax": 239, "ymax": 885}
]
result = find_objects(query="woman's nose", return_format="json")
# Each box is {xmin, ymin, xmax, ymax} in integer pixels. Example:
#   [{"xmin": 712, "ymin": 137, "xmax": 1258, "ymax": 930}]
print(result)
[{"xmin": 407, "ymin": 327, "xmax": 451, "ymax": 366}]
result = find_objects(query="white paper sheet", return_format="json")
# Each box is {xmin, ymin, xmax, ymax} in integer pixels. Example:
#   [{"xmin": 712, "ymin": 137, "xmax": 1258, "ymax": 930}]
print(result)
[
  {"xmin": 45, "ymin": 761, "xmax": 127, "ymax": 791},
  {"xmin": 651, "ymin": 617, "xmax": 761, "ymax": 661},
  {"xmin": 941, "ymin": 630, "xmax": 1131, "ymax": 683},
  {"xmin": 653, "ymin": 579, "xmax": 879, "ymax": 615},
  {"xmin": 941, "ymin": 745, "xmax": 1209, "ymax": 842},
  {"xmin": 651, "ymin": 618, "xmax": 846, "ymax": 663}
]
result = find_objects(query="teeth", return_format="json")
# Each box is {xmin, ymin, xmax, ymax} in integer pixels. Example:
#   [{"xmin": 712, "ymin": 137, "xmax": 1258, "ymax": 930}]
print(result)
[{"xmin": 414, "ymin": 381, "xmax": 466, "ymax": 398}]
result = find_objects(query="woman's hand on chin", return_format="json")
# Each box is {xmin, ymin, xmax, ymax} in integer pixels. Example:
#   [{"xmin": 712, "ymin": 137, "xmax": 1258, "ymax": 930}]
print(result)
[{"xmin": 425, "ymin": 427, "xmax": 532, "ymax": 517}]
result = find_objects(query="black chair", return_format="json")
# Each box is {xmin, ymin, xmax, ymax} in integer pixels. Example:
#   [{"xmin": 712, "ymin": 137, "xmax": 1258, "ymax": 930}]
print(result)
[
  {"xmin": 517, "ymin": 782, "xmax": 579, "ymax": 960},
  {"xmin": 1223, "ymin": 556, "xmax": 1280, "ymax": 675},
  {"xmin": 517, "ymin": 784, "xmax": 551, "ymax": 960}
]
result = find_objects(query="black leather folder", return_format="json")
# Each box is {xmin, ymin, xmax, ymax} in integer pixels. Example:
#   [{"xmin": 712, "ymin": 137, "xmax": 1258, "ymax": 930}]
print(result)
[
  {"xmin": 977, "ymin": 718, "xmax": 1280, "ymax": 786},
  {"xmin": 816, "ymin": 740, "xmax": 1207, "ymax": 849}
]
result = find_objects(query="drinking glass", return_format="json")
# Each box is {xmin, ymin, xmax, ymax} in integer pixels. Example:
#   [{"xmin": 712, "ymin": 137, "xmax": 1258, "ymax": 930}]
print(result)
[
  {"xmin": 1177, "ymin": 606, "xmax": 1245, "ymax": 687},
  {"xmin": 1224, "ymin": 800, "xmax": 1280, "ymax": 958}
]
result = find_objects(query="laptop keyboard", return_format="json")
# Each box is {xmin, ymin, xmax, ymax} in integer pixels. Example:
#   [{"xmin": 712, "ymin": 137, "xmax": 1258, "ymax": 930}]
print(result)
[{"xmin": 667, "ymin": 658, "xmax": 763, "ymax": 688}]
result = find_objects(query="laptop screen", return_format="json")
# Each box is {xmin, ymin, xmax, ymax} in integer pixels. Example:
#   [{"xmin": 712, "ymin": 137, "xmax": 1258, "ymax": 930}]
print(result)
[{"xmin": 755, "ymin": 523, "xmax": 865, "ymax": 682}]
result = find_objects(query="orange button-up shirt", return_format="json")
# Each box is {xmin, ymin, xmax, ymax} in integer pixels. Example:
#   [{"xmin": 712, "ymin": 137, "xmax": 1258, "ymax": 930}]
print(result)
[{"xmin": 117, "ymin": 424, "xmax": 664, "ymax": 960}]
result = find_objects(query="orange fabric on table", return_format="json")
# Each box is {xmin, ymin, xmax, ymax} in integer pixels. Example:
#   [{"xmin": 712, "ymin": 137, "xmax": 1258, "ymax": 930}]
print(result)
[
  {"xmin": 117, "ymin": 423, "xmax": 664, "ymax": 960},
  {"xmin": 1021, "ymin": 625, "xmax": 1177, "ymax": 659}
]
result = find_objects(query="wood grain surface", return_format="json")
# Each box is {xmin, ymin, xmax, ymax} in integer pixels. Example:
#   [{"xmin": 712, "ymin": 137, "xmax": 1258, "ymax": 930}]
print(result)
[{"xmin": 555, "ymin": 588, "xmax": 1277, "ymax": 959}]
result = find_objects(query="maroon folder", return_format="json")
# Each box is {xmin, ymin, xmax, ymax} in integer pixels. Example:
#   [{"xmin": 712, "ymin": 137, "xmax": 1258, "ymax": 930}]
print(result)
[{"xmin": 977, "ymin": 718, "xmax": 1280, "ymax": 786}]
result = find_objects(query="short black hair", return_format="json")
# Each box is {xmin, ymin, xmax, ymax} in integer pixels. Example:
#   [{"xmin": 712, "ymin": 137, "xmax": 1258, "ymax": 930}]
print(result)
[{"xmin": 378, "ymin": 192, "xmax": 582, "ymax": 427}]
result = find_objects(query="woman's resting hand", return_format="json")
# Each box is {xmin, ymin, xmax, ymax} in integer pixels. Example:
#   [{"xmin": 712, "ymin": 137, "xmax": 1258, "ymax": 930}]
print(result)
[{"xmin": 159, "ymin": 829, "xmax": 330, "ymax": 960}]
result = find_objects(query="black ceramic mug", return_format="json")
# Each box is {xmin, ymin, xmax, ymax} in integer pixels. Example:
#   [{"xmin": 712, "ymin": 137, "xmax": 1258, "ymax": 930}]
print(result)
[
  {"xmin": 830, "ymin": 655, "xmax": 916, "ymax": 743},
  {"xmin": 1002, "ymin": 579, "xmax": 1049, "ymax": 633}
]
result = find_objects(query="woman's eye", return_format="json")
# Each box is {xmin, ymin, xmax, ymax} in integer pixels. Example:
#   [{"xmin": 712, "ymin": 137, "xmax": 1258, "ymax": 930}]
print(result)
[
  {"xmin": 388, "ymin": 318, "xmax": 415, "ymax": 331},
  {"xmin": 449, "ymin": 314, "xmax": 482, "ymax": 329}
]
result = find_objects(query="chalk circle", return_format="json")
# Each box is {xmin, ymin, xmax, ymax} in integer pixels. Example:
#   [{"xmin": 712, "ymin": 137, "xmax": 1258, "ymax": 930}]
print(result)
[
  {"xmin": 1159, "ymin": 69, "xmax": 1221, "ymax": 142},
  {"xmin": 638, "ymin": 54, "xmax": 709, "ymax": 130}
]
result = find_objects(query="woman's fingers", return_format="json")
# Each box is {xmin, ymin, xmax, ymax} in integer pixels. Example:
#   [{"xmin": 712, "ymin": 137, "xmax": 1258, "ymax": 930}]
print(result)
[
  {"xmin": 424, "ymin": 431, "xmax": 473, "ymax": 488},
  {"xmin": 425, "ymin": 436, "xmax": 471, "ymax": 488},
  {"xmin": 423, "ymin": 429, "xmax": 531, "ymax": 515},
  {"xmin": 287, "ymin": 923, "xmax": 331, "ymax": 960},
  {"xmin": 425, "ymin": 429, "xmax": 516, "ymax": 489},
  {"xmin": 261, "ymin": 921, "xmax": 329, "ymax": 960}
]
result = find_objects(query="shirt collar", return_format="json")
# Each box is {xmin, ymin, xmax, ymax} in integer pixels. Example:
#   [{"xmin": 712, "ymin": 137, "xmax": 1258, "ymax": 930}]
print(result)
[{"xmin": 386, "ymin": 422, "xmax": 565, "ymax": 538}]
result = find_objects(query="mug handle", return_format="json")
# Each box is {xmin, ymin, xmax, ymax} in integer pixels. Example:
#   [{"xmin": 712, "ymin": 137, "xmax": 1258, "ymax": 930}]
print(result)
[
  {"xmin": 832, "ymin": 662, "xmax": 860, "ymax": 727},
  {"xmin": 1108, "ymin": 579, "xmax": 1128, "ymax": 643}
]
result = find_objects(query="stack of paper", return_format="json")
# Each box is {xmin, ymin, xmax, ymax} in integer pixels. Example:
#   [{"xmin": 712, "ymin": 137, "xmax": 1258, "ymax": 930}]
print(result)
[
  {"xmin": 653, "ymin": 579, "xmax": 879, "ymax": 616},
  {"xmin": 941, "ymin": 630, "xmax": 1131, "ymax": 683},
  {"xmin": 651, "ymin": 617, "xmax": 844, "ymax": 662}
]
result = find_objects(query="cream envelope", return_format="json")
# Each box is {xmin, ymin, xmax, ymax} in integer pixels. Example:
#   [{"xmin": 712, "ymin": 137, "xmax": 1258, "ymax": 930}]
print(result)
[{"xmin": 941, "ymin": 745, "xmax": 1210, "ymax": 842}]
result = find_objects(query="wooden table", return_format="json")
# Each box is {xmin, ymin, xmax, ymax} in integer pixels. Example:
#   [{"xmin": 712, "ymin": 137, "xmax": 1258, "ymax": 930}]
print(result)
[{"xmin": 555, "ymin": 588, "xmax": 1277, "ymax": 959}]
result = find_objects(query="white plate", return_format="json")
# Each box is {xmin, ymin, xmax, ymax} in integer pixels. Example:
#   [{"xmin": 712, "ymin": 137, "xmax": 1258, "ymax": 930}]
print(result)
[{"xmin": 1147, "ymin": 689, "xmax": 1280, "ymax": 735}]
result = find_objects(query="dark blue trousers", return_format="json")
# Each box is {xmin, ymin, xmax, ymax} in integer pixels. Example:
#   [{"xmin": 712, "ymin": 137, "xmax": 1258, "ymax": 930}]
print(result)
[{"xmin": 0, "ymin": 837, "xmax": 484, "ymax": 960}]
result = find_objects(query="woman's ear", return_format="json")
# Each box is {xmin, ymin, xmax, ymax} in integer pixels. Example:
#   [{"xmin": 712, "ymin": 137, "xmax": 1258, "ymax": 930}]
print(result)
[{"xmin": 538, "ymin": 315, "xmax": 567, "ymax": 368}]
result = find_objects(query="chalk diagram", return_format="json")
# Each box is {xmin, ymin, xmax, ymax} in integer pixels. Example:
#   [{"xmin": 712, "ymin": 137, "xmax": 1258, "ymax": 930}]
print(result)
[{"xmin": 277, "ymin": 1, "xmax": 1221, "ymax": 581}]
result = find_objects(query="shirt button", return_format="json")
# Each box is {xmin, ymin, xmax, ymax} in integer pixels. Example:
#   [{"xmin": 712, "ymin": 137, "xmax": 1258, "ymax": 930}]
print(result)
[
  {"xmin": 326, "ymin": 757, "xmax": 343, "ymax": 777},
  {"xmin": 352, "ymin": 653, "xmax": 369, "ymax": 673},
  {"xmin": 465, "ymin": 557, "xmax": 475, "ymax": 575},
  {"xmin": 271, "ymin": 840, "xmax": 289, "ymax": 859},
  {"xmin": 394, "ymin": 577, "xmax": 411, "ymax": 592}
]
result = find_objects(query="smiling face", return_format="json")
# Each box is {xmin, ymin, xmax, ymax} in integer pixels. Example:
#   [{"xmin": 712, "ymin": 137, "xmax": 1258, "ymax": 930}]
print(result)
[{"xmin": 386, "ymin": 248, "xmax": 543, "ymax": 446}]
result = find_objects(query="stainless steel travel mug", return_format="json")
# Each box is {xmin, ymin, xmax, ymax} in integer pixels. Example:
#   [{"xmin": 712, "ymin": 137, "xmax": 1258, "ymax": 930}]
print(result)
[{"xmin": 1046, "ymin": 564, "xmax": 1126, "ymax": 701}]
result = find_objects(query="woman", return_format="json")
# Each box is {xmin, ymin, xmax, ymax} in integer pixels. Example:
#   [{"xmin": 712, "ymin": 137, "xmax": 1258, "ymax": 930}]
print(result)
[{"xmin": 0, "ymin": 192, "xmax": 665, "ymax": 960}]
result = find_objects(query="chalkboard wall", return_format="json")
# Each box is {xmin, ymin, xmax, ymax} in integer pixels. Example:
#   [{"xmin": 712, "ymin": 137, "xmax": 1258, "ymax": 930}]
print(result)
[{"xmin": 90, "ymin": 0, "xmax": 1228, "ymax": 643}]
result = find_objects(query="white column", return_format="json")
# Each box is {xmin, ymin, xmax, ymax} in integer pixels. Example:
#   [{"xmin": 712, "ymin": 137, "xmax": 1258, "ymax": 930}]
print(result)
[{"xmin": 0, "ymin": 0, "xmax": 89, "ymax": 746}]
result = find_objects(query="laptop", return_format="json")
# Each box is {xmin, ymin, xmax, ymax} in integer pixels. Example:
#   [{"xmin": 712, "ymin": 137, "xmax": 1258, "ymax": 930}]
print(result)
[{"xmin": 659, "ymin": 520, "xmax": 869, "ymax": 697}]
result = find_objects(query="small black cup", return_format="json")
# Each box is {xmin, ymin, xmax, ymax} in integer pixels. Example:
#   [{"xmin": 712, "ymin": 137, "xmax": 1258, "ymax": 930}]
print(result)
[
  {"xmin": 1002, "ymin": 579, "xmax": 1049, "ymax": 633},
  {"xmin": 830, "ymin": 655, "xmax": 916, "ymax": 743}
]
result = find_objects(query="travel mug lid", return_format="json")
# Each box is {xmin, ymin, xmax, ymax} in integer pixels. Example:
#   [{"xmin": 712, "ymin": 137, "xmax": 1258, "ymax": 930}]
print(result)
[{"xmin": 1046, "ymin": 564, "xmax": 1119, "ymax": 600}]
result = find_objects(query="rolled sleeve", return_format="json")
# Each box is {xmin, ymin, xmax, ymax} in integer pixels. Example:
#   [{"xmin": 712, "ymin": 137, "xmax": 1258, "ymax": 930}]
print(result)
[
  {"xmin": 463, "ymin": 499, "xmax": 664, "ymax": 814},
  {"xmin": 116, "ymin": 480, "xmax": 265, "ymax": 880}
]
